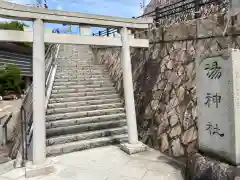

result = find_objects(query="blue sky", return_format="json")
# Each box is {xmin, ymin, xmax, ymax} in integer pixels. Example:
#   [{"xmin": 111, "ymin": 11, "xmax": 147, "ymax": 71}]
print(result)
[{"xmin": 6, "ymin": 0, "xmax": 151, "ymax": 34}]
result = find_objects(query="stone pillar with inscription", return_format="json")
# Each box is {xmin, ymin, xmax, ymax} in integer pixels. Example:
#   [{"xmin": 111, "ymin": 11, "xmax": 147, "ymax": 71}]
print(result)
[
  {"xmin": 79, "ymin": 25, "xmax": 91, "ymax": 36},
  {"xmin": 196, "ymin": 49, "xmax": 240, "ymax": 165}
]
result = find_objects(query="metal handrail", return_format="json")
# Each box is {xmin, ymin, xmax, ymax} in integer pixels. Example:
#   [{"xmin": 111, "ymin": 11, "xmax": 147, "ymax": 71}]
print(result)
[
  {"xmin": 2, "ymin": 113, "xmax": 13, "ymax": 144},
  {"xmin": 94, "ymin": 0, "xmax": 229, "ymax": 36},
  {"xmin": 20, "ymin": 44, "xmax": 59, "ymax": 164},
  {"xmin": 0, "ymin": 113, "xmax": 13, "ymax": 146},
  {"xmin": 0, "ymin": 114, "xmax": 7, "ymax": 123}
]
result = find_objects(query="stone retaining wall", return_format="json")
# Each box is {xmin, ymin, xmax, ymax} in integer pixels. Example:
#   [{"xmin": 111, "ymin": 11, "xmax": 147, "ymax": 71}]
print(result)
[{"xmin": 93, "ymin": 12, "xmax": 240, "ymax": 159}]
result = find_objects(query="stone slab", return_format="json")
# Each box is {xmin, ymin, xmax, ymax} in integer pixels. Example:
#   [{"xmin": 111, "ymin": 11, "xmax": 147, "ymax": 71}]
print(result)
[
  {"xmin": 120, "ymin": 142, "xmax": 147, "ymax": 155},
  {"xmin": 0, "ymin": 146, "xmax": 184, "ymax": 180},
  {"xmin": 0, "ymin": 160, "xmax": 15, "ymax": 175},
  {"xmin": 196, "ymin": 49, "xmax": 240, "ymax": 165},
  {"xmin": 25, "ymin": 160, "xmax": 55, "ymax": 178}
]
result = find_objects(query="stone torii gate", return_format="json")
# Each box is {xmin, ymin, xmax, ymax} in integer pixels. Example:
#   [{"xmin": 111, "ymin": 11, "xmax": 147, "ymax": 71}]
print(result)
[{"xmin": 0, "ymin": 1, "xmax": 152, "ymax": 176}]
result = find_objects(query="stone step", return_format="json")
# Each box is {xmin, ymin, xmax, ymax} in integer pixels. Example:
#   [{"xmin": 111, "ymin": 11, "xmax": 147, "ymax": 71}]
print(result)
[
  {"xmin": 46, "ymin": 113, "xmax": 126, "ymax": 129},
  {"xmin": 58, "ymin": 53, "xmax": 92, "ymax": 56},
  {"xmin": 46, "ymin": 108, "xmax": 125, "ymax": 121},
  {"xmin": 0, "ymin": 160, "xmax": 15, "ymax": 175},
  {"xmin": 56, "ymin": 66, "xmax": 104, "ymax": 69},
  {"xmin": 48, "ymin": 98, "xmax": 123, "ymax": 109},
  {"xmin": 56, "ymin": 72, "xmax": 108, "ymax": 76},
  {"xmin": 51, "ymin": 87, "xmax": 116, "ymax": 94},
  {"xmin": 58, "ymin": 52, "xmax": 91, "ymax": 55},
  {"xmin": 46, "ymin": 119, "xmax": 127, "ymax": 137},
  {"xmin": 58, "ymin": 56, "xmax": 92, "ymax": 58},
  {"xmin": 58, "ymin": 57, "xmax": 92, "ymax": 59},
  {"xmin": 46, "ymin": 45, "xmax": 128, "ymax": 156},
  {"xmin": 53, "ymin": 80, "xmax": 112, "ymax": 86},
  {"xmin": 57, "ymin": 58, "xmax": 94, "ymax": 60},
  {"xmin": 0, "ymin": 146, "xmax": 10, "ymax": 164},
  {"xmin": 58, "ymin": 55, "xmax": 91, "ymax": 58},
  {"xmin": 60, "ymin": 51, "xmax": 91, "ymax": 53},
  {"xmin": 56, "ymin": 70, "xmax": 108, "ymax": 75},
  {"xmin": 47, "ymin": 103, "xmax": 123, "ymax": 115},
  {"xmin": 49, "ymin": 94, "xmax": 119, "ymax": 103},
  {"xmin": 57, "ymin": 63, "xmax": 96, "ymax": 65},
  {"xmin": 0, "ymin": 146, "xmax": 14, "ymax": 175},
  {"xmin": 0, "ymin": 154, "xmax": 10, "ymax": 164},
  {"xmin": 50, "ymin": 90, "xmax": 116, "ymax": 98},
  {"xmin": 59, "ymin": 48, "xmax": 91, "ymax": 51},
  {"xmin": 46, "ymin": 126, "xmax": 128, "ymax": 146},
  {"xmin": 59, "ymin": 46, "xmax": 90, "ymax": 50},
  {"xmin": 47, "ymin": 134, "xmax": 128, "ymax": 157},
  {"xmin": 55, "ymin": 74, "xmax": 110, "ymax": 79},
  {"xmin": 56, "ymin": 69, "xmax": 108, "ymax": 74},
  {"xmin": 54, "ymin": 77, "xmax": 111, "ymax": 82},
  {"xmin": 57, "ymin": 65, "xmax": 102, "ymax": 68},
  {"xmin": 57, "ymin": 64, "xmax": 107, "ymax": 71},
  {"xmin": 57, "ymin": 64, "xmax": 104, "ymax": 68},
  {"xmin": 56, "ymin": 72, "xmax": 109, "ymax": 78},
  {"xmin": 52, "ymin": 83, "xmax": 113, "ymax": 90}
]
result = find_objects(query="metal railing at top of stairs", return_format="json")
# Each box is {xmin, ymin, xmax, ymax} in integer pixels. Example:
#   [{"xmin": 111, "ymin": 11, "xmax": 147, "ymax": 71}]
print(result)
[{"xmin": 20, "ymin": 44, "xmax": 59, "ymax": 165}]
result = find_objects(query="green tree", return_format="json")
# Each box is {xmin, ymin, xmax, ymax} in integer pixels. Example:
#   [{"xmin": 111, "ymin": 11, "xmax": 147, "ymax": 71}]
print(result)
[
  {"xmin": 0, "ymin": 21, "xmax": 25, "ymax": 31},
  {"xmin": 0, "ymin": 21, "xmax": 50, "ymax": 49},
  {"xmin": 0, "ymin": 64, "xmax": 22, "ymax": 96},
  {"xmin": 0, "ymin": 21, "xmax": 32, "ymax": 47}
]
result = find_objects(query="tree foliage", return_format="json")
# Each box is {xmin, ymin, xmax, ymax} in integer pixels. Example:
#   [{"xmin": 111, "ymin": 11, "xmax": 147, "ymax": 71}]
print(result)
[
  {"xmin": 0, "ymin": 21, "xmax": 50, "ymax": 50},
  {"xmin": 0, "ymin": 21, "xmax": 28, "ymax": 31},
  {"xmin": 0, "ymin": 21, "xmax": 31, "ymax": 47},
  {"xmin": 0, "ymin": 64, "xmax": 22, "ymax": 96}
]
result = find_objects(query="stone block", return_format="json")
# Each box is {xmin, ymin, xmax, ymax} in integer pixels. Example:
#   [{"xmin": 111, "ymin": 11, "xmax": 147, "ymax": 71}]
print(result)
[
  {"xmin": 181, "ymin": 126, "xmax": 197, "ymax": 145},
  {"xmin": 164, "ymin": 21, "xmax": 197, "ymax": 41},
  {"xmin": 186, "ymin": 153, "xmax": 240, "ymax": 180},
  {"xmin": 157, "ymin": 119, "xmax": 169, "ymax": 136},
  {"xmin": 159, "ymin": 133, "xmax": 169, "ymax": 152},
  {"xmin": 196, "ymin": 49, "xmax": 240, "ymax": 165},
  {"xmin": 170, "ymin": 125, "xmax": 182, "ymax": 138},
  {"xmin": 169, "ymin": 110, "xmax": 179, "ymax": 127},
  {"xmin": 120, "ymin": 142, "xmax": 147, "ymax": 155},
  {"xmin": 171, "ymin": 138, "xmax": 184, "ymax": 157},
  {"xmin": 155, "ymin": 27, "xmax": 163, "ymax": 41},
  {"xmin": 147, "ymin": 30, "xmax": 155, "ymax": 43},
  {"xmin": 197, "ymin": 15, "xmax": 227, "ymax": 37}
]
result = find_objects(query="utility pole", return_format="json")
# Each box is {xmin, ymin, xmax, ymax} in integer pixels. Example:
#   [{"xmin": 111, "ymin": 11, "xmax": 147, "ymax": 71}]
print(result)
[
  {"xmin": 26, "ymin": 0, "xmax": 48, "ymax": 8},
  {"xmin": 140, "ymin": 0, "xmax": 146, "ymax": 15}
]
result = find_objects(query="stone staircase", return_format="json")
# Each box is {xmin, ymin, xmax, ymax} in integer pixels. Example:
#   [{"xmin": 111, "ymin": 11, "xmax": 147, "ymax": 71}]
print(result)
[
  {"xmin": 0, "ymin": 146, "xmax": 10, "ymax": 164},
  {"xmin": 46, "ymin": 45, "xmax": 128, "ymax": 156},
  {"xmin": 0, "ymin": 146, "xmax": 14, "ymax": 175}
]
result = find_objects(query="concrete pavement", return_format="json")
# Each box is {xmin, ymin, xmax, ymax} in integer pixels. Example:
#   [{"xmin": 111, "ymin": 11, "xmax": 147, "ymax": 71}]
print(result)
[{"xmin": 0, "ymin": 145, "xmax": 184, "ymax": 180}]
